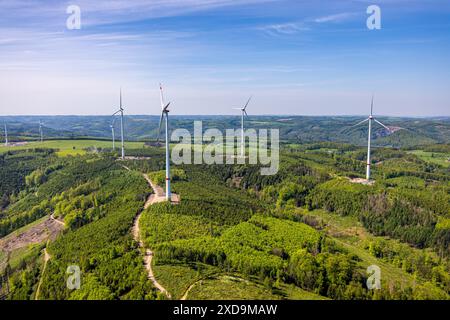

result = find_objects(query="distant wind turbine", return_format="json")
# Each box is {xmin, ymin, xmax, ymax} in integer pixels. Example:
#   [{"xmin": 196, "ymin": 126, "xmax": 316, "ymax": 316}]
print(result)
[
  {"xmin": 4, "ymin": 123, "xmax": 8, "ymax": 146},
  {"xmin": 233, "ymin": 96, "xmax": 252, "ymax": 157},
  {"xmin": 350, "ymin": 96, "xmax": 391, "ymax": 181},
  {"xmin": 39, "ymin": 121, "xmax": 44, "ymax": 142},
  {"xmin": 110, "ymin": 117, "xmax": 116, "ymax": 151},
  {"xmin": 157, "ymin": 83, "xmax": 172, "ymax": 201},
  {"xmin": 112, "ymin": 89, "xmax": 125, "ymax": 159}
]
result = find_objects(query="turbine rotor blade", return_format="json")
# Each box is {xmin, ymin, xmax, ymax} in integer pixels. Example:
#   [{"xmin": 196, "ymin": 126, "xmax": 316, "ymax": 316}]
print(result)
[
  {"xmin": 120, "ymin": 88, "xmax": 122, "ymax": 109},
  {"xmin": 159, "ymin": 83, "xmax": 165, "ymax": 109},
  {"xmin": 374, "ymin": 119, "xmax": 390, "ymax": 131},
  {"xmin": 350, "ymin": 118, "xmax": 370, "ymax": 128},
  {"xmin": 371, "ymin": 95, "xmax": 374, "ymax": 116},
  {"xmin": 157, "ymin": 112, "xmax": 164, "ymax": 142},
  {"xmin": 244, "ymin": 96, "xmax": 252, "ymax": 110}
]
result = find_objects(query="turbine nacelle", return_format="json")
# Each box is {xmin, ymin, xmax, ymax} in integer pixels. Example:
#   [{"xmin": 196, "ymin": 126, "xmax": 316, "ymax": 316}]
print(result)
[
  {"xmin": 113, "ymin": 106, "xmax": 124, "ymax": 116},
  {"xmin": 162, "ymin": 102, "xmax": 171, "ymax": 113},
  {"xmin": 233, "ymin": 96, "xmax": 252, "ymax": 119}
]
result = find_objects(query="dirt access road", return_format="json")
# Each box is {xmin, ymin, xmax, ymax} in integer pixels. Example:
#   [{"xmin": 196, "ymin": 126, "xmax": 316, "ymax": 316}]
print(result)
[
  {"xmin": 132, "ymin": 173, "xmax": 179, "ymax": 299},
  {"xmin": 34, "ymin": 246, "xmax": 51, "ymax": 300}
]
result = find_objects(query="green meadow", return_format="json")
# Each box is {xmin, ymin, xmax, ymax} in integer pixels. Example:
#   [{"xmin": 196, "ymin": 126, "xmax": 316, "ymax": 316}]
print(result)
[
  {"xmin": 407, "ymin": 150, "xmax": 450, "ymax": 167},
  {"xmin": 0, "ymin": 140, "xmax": 145, "ymax": 156}
]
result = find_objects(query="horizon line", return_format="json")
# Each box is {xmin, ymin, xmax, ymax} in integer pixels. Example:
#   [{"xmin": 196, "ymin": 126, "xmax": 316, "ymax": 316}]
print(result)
[{"xmin": 1, "ymin": 114, "xmax": 449, "ymax": 118}]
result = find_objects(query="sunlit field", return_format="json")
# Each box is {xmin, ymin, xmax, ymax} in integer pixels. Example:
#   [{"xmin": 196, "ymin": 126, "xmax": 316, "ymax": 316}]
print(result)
[
  {"xmin": 407, "ymin": 150, "xmax": 450, "ymax": 167},
  {"xmin": 0, "ymin": 140, "xmax": 145, "ymax": 156}
]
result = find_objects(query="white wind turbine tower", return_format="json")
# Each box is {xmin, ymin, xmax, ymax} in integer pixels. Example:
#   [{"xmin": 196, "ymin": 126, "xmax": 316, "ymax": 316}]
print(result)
[
  {"xmin": 112, "ymin": 89, "xmax": 125, "ymax": 159},
  {"xmin": 351, "ymin": 96, "xmax": 391, "ymax": 181},
  {"xmin": 233, "ymin": 96, "xmax": 252, "ymax": 157},
  {"xmin": 110, "ymin": 117, "xmax": 116, "ymax": 151},
  {"xmin": 4, "ymin": 123, "xmax": 8, "ymax": 146},
  {"xmin": 39, "ymin": 121, "xmax": 44, "ymax": 142},
  {"xmin": 157, "ymin": 83, "xmax": 172, "ymax": 201}
]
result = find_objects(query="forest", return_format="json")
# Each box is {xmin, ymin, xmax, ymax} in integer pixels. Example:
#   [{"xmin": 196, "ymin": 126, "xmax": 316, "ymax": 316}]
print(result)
[
  {"xmin": 1, "ymin": 115, "xmax": 449, "ymax": 148},
  {"xmin": 138, "ymin": 148, "xmax": 449, "ymax": 300},
  {"xmin": 1, "ymin": 150, "xmax": 157, "ymax": 299},
  {"xmin": 0, "ymin": 139, "xmax": 449, "ymax": 300}
]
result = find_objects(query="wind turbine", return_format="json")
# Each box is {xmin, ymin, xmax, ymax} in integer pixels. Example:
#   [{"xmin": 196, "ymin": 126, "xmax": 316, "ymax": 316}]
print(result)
[
  {"xmin": 110, "ymin": 117, "xmax": 116, "ymax": 151},
  {"xmin": 39, "ymin": 121, "xmax": 44, "ymax": 142},
  {"xmin": 350, "ymin": 96, "xmax": 391, "ymax": 181},
  {"xmin": 4, "ymin": 123, "xmax": 8, "ymax": 146},
  {"xmin": 233, "ymin": 96, "xmax": 252, "ymax": 157},
  {"xmin": 112, "ymin": 89, "xmax": 125, "ymax": 159},
  {"xmin": 157, "ymin": 83, "xmax": 172, "ymax": 201}
]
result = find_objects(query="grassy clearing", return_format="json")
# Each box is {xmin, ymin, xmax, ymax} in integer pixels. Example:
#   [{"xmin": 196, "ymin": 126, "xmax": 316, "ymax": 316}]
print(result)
[
  {"xmin": 306, "ymin": 211, "xmax": 407, "ymax": 283},
  {"xmin": 334, "ymin": 238, "xmax": 414, "ymax": 286},
  {"xmin": 152, "ymin": 262, "xmax": 219, "ymax": 299},
  {"xmin": 304, "ymin": 209, "xmax": 367, "ymax": 243},
  {"xmin": 305, "ymin": 210, "xmax": 449, "ymax": 298},
  {"xmin": 153, "ymin": 261, "xmax": 329, "ymax": 300},
  {"xmin": 0, "ymin": 140, "xmax": 145, "ymax": 156},
  {"xmin": 279, "ymin": 283, "xmax": 329, "ymax": 300},
  {"xmin": 0, "ymin": 141, "xmax": 273, "ymax": 159},
  {"xmin": 8, "ymin": 243, "xmax": 43, "ymax": 270},
  {"xmin": 408, "ymin": 150, "xmax": 450, "ymax": 167},
  {"xmin": 186, "ymin": 275, "xmax": 280, "ymax": 300}
]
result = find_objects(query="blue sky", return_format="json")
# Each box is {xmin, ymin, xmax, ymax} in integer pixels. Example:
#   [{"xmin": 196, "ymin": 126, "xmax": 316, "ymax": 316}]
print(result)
[{"xmin": 0, "ymin": 0, "xmax": 449, "ymax": 116}]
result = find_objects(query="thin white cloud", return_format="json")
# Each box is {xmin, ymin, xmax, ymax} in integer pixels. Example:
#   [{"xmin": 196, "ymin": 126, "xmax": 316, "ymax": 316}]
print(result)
[
  {"xmin": 260, "ymin": 22, "xmax": 310, "ymax": 35},
  {"xmin": 314, "ymin": 12, "xmax": 356, "ymax": 23},
  {"xmin": 259, "ymin": 11, "xmax": 357, "ymax": 37},
  {"xmin": 0, "ymin": 0, "xmax": 276, "ymax": 27}
]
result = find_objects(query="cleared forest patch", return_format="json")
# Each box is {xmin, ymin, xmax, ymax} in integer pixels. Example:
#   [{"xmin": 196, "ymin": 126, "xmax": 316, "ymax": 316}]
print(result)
[{"xmin": 0, "ymin": 215, "xmax": 64, "ymax": 253}]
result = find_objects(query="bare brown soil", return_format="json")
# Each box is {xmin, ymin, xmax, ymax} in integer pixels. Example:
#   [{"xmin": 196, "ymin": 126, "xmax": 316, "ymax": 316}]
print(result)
[
  {"xmin": 0, "ymin": 216, "xmax": 64, "ymax": 253},
  {"xmin": 348, "ymin": 177, "xmax": 375, "ymax": 185}
]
